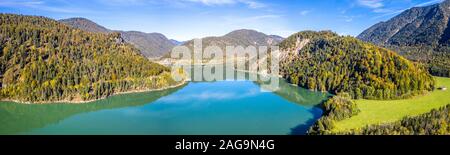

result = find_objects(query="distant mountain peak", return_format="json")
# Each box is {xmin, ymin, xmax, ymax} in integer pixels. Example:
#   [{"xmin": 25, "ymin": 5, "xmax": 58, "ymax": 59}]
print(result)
[
  {"xmin": 60, "ymin": 18, "xmax": 175, "ymax": 58},
  {"xmin": 60, "ymin": 18, "xmax": 285, "ymax": 58},
  {"xmin": 118, "ymin": 31, "xmax": 175, "ymax": 58},
  {"xmin": 358, "ymin": 0, "xmax": 450, "ymax": 77},
  {"xmin": 443, "ymin": 0, "xmax": 450, "ymax": 6},
  {"xmin": 358, "ymin": 0, "xmax": 450, "ymax": 46},
  {"xmin": 59, "ymin": 17, "xmax": 110, "ymax": 34},
  {"xmin": 170, "ymin": 39, "xmax": 184, "ymax": 46},
  {"xmin": 225, "ymin": 29, "xmax": 262, "ymax": 36},
  {"xmin": 181, "ymin": 29, "xmax": 284, "ymax": 50}
]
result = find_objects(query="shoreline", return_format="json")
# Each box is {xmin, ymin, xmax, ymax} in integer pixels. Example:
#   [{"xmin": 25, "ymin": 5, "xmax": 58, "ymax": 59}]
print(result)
[{"xmin": 0, "ymin": 80, "xmax": 187, "ymax": 105}]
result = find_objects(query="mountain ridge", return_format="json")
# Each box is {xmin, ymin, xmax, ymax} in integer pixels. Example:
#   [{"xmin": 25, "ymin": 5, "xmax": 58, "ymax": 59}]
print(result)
[
  {"xmin": 59, "ymin": 17, "xmax": 111, "ymax": 34},
  {"xmin": 358, "ymin": 0, "xmax": 450, "ymax": 46},
  {"xmin": 59, "ymin": 17, "xmax": 176, "ymax": 58},
  {"xmin": 357, "ymin": 0, "xmax": 450, "ymax": 77},
  {"xmin": 180, "ymin": 29, "xmax": 284, "ymax": 51},
  {"xmin": 59, "ymin": 18, "xmax": 284, "ymax": 59}
]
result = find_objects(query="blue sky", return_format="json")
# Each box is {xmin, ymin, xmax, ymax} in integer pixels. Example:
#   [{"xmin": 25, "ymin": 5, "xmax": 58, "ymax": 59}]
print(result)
[{"xmin": 0, "ymin": 0, "xmax": 445, "ymax": 40}]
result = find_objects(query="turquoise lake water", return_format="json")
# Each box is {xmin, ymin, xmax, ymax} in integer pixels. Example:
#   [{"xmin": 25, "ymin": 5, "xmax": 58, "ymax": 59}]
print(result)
[{"xmin": 0, "ymin": 75, "xmax": 330, "ymax": 135}]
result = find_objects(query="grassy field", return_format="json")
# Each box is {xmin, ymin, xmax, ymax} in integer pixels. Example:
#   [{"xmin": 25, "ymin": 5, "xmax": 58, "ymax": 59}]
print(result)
[{"xmin": 332, "ymin": 77, "xmax": 450, "ymax": 132}]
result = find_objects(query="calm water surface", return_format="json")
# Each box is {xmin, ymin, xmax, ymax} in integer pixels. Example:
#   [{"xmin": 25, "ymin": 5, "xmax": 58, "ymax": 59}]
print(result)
[{"xmin": 0, "ymin": 74, "xmax": 330, "ymax": 135}]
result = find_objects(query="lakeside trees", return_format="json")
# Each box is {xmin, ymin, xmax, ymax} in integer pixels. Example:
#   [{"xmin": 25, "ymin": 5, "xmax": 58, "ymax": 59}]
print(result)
[
  {"xmin": 307, "ymin": 93, "xmax": 360, "ymax": 135},
  {"xmin": 0, "ymin": 14, "xmax": 177, "ymax": 103},
  {"xmin": 279, "ymin": 31, "xmax": 435, "ymax": 100}
]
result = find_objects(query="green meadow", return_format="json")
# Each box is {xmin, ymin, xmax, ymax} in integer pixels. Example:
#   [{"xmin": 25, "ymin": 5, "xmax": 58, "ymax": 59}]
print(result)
[{"xmin": 333, "ymin": 77, "xmax": 450, "ymax": 132}]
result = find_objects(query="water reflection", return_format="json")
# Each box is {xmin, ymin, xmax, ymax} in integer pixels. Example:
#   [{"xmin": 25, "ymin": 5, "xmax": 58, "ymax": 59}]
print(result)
[
  {"xmin": 0, "ymin": 86, "xmax": 185, "ymax": 135},
  {"xmin": 254, "ymin": 79, "xmax": 331, "ymax": 107},
  {"xmin": 289, "ymin": 108, "xmax": 323, "ymax": 135},
  {"xmin": 184, "ymin": 65, "xmax": 331, "ymax": 106},
  {"xmin": 0, "ymin": 68, "xmax": 331, "ymax": 135}
]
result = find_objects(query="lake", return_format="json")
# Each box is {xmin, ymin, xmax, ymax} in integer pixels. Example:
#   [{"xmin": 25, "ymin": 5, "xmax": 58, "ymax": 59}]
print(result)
[{"xmin": 0, "ymin": 73, "xmax": 330, "ymax": 135}]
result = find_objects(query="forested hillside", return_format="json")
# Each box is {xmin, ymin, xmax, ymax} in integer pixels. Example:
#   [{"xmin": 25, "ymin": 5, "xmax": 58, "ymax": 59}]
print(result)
[
  {"xmin": 357, "ymin": 0, "xmax": 450, "ymax": 77},
  {"xmin": 386, "ymin": 45, "xmax": 450, "ymax": 77},
  {"xmin": 308, "ymin": 93, "xmax": 360, "ymax": 135},
  {"xmin": 0, "ymin": 14, "xmax": 178, "ymax": 103},
  {"xmin": 279, "ymin": 31, "xmax": 435, "ymax": 100}
]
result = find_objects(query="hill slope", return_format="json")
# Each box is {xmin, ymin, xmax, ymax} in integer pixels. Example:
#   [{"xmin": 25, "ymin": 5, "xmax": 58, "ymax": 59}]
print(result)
[
  {"xmin": 279, "ymin": 31, "xmax": 435, "ymax": 100},
  {"xmin": 159, "ymin": 29, "xmax": 284, "ymax": 65},
  {"xmin": 358, "ymin": 0, "xmax": 450, "ymax": 46},
  {"xmin": 0, "ymin": 14, "xmax": 178, "ymax": 103},
  {"xmin": 357, "ymin": 0, "xmax": 450, "ymax": 77},
  {"xmin": 170, "ymin": 39, "xmax": 184, "ymax": 46},
  {"xmin": 59, "ymin": 18, "xmax": 111, "ymax": 34},
  {"xmin": 118, "ymin": 31, "xmax": 176, "ymax": 58},
  {"xmin": 59, "ymin": 18, "xmax": 175, "ymax": 58},
  {"xmin": 181, "ymin": 29, "xmax": 283, "ymax": 52}
]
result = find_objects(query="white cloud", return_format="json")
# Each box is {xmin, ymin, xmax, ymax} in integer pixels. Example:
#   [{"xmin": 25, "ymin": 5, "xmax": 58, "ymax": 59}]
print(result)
[
  {"xmin": 341, "ymin": 15, "xmax": 362, "ymax": 22},
  {"xmin": 372, "ymin": 9, "xmax": 405, "ymax": 19},
  {"xmin": 245, "ymin": 14, "xmax": 281, "ymax": 20},
  {"xmin": 222, "ymin": 14, "xmax": 281, "ymax": 26},
  {"xmin": 182, "ymin": 0, "xmax": 265, "ymax": 8},
  {"xmin": 370, "ymin": 0, "xmax": 444, "ymax": 19},
  {"xmin": 0, "ymin": 0, "xmax": 44, "ymax": 7},
  {"xmin": 300, "ymin": 10, "xmax": 311, "ymax": 16},
  {"xmin": 96, "ymin": 0, "xmax": 265, "ymax": 8},
  {"xmin": 373, "ymin": 8, "xmax": 392, "ymax": 13},
  {"xmin": 0, "ymin": 0, "xmax": 96, "ymax": 13},
  {"xmin": 183, "ymin": 0, "xmax": 236, "ymax": 5},
  {"xmin": 415, "ymin": 0, "xmax": 444, "ymax": 7},
  {"xmin": 241, "ymin": 0, "xmax": 265, "ymax": 9},
  {"xmin": 357, "ymin": 0, "xmax": 384, "ymax": 8},
  {"xmin": 0, "ymin": 0, "xmax": 42, "ymax": 8}
]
